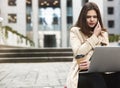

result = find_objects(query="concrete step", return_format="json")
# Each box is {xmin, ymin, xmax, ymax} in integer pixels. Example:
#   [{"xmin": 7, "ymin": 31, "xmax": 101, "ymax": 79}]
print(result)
[
  {"xmin": 0, "ymin": 56, "xmax": 73, "ymax": 63},
  {"xmin": 0, "ymin": 48, "xmax": 73, "ymax": 63},
  {"xmin": 0, "ymin": 52, "xmax": 73, "ymax": 57},
  {"xmin": 0, "ymin": 48, "xmax": 72, "ymax": 52}
]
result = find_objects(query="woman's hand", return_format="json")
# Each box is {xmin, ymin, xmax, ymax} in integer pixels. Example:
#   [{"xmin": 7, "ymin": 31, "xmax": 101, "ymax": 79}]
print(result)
[
  {"xmin": 79, "ymin": 59, "xmax": 90, "ymax": 71},
  {"xmin": 93, "ymin": 21, "xmax": 102, "ymax": 36}
]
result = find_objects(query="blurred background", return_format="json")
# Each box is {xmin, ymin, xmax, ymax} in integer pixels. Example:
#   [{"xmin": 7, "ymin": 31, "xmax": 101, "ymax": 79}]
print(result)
[
  {"xmin": 0, "ymin": 0, "xmax": 119, "ymax": 88},
  {"xmin": 0, "ymin": 0, "xmax": 120, "ymax": 48}
]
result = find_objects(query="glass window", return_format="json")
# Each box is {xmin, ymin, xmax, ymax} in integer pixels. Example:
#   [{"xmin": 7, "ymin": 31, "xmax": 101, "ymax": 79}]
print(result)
[
  {"xmin": 108, "ymin": 20, "xmax": 114, "ymax": 28},
  {"xmin": 8, "ymin": 0, "xmax": 16, "ymax": 6},
  {"xmin": 82, "ymin": 0, "xmax": 88, "ymax": 6},
  {"xmin": 26, "ymin": 0, "xmax": 32, "ymax": 32},
  {"xmin": 67, "ymin": 0, "xmax": 73, "ymax": 24},
  {"xmin": 8, "ymin": 14, "xmax": 17, "ymax": 23},
  {"xmin": 67, "ymin": 16, "xmax": 72, "ymax": 24},
  {"xmin": 108, "ymin": 7, "xmax": 114, "ymax": 15},
  {"xmin": 38, "ymin": 0, "xmax": 61, "ymax": 31},
  {"xmin": 108, "ymin": 0, "xmax": 113, "ymax": 1},
  {"xmin": 26, "ymin": 0, "xmax": 32, "ymax": 7},
  {"xmin": 26, "ymin": 14, "xmax": 31, "ymax": 23},
  {"xmin": 53, "ymin": 16, "xmax": 59, "ymax": 24},
  {"xmin": 67, "ymin": 0, "xmax": 73, "ymax": 47},
  {"xmin": 67, "ymin": 0, "xmax": 72, "ymax": 7}
]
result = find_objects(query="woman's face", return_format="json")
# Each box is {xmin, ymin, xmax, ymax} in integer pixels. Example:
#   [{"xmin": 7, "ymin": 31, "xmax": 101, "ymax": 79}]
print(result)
[{"xmin": 86, "ymin": 10, "xmax": 98, "ymax": 28}]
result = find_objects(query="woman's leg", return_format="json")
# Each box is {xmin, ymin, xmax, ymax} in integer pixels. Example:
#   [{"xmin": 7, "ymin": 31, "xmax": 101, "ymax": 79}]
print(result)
[
  {"xmin": 103, "ymin": 72, "xmax": 120, "ymax": 88},
  {"xmin": 78, "ymin": 73, "xmax": 107, "ymax": 88}
]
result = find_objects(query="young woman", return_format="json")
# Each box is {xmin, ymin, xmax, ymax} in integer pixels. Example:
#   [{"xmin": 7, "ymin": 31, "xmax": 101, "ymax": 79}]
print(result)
[{"xmin": 66, "ymin": 2, "xmax": 120, "ymax": 88}]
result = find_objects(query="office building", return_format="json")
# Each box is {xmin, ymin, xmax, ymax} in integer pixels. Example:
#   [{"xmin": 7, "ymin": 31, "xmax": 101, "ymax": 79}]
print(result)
[{"xmin": 0, "ymin": 0, "xmax": 106, "ymax": 48}]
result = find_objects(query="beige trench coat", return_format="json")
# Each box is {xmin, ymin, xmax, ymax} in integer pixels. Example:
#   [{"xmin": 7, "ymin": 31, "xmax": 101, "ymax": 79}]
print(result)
[{"xmin": 66, "ymin": 27, "xmax": 109, "ymax": 88}]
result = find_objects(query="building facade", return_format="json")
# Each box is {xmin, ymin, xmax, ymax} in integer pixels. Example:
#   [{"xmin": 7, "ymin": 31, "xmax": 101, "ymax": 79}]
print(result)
[
  {"xmin": 0, "ymin": 0, "xmax": 105, "ymax": 48},
  {"xmin": 104, "ymin": 0, "xmax": 120, "ymax": 35}
]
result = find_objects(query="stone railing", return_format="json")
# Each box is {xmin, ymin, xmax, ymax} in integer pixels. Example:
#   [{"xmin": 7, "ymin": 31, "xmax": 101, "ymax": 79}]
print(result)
[{"xmin": 0, "ymin": 19, "xmax": 34, "ymax": 47}]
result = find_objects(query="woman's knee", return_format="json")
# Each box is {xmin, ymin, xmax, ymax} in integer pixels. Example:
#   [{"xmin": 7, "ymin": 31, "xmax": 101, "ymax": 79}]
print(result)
[
  {"xmin": 78, "ymin": 73, "xmax": 107, "ymax": 88},
  {"xmin": 78, "ymin": 75, "xmax": 93, "ymax": 88}
]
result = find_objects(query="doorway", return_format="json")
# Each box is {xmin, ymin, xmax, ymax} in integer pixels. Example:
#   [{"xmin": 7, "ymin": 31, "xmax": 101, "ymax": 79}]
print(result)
[{"xmin": 44, "ymin": 35, "xmax": 56, "ymax": 47}]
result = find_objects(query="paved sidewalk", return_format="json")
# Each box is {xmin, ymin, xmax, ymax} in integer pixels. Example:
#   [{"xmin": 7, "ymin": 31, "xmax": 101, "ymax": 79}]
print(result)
[{"xmin": 0, "ymin": 62, "xmax": 72, "ymax": 88}]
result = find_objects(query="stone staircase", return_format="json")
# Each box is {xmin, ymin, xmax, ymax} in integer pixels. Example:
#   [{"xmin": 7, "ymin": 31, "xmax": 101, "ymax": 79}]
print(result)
[{"xmin": 0, "ymin": 48, "xmax": 73, "ymax": 63}]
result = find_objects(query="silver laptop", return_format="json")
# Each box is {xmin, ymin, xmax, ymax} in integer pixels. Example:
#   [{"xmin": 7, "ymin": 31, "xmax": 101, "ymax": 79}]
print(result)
[{"xmin": 80, "ymin": 46, "xmax": 120, "ymax": 73}]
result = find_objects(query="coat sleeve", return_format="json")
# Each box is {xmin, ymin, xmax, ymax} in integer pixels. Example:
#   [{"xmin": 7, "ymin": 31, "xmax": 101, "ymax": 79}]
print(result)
[
  {"xmin": 70, "ymin": 27, "xmax": 99, "ymax": 57},
  {"xmin": 101, "ymin": 31, "xmax": 109, "ymax": 46}
]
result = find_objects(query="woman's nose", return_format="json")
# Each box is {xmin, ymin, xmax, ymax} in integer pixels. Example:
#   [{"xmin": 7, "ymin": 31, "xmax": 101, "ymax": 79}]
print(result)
[{"xmin": 90, "ymin": 17, "xmax": 94, "ymax": 21}]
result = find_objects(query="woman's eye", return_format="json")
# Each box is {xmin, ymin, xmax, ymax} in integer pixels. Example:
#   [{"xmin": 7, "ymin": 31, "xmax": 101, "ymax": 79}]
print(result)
[
  {"xmin": 93, "ymin": 16, "xmax": 97, "ymax": 18},
  {"xmin": 86, "ymin": 16, "xmax": 91, "ymax": 18},
  {"xmin": 86, "ymin": 16, "xmax": 97, "ymax": 18}
]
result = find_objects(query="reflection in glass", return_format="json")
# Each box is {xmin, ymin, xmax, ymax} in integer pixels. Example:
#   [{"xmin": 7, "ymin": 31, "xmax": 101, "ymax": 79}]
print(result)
[
  {"xmin": 67, "ymin": 0, "xmax": 73, "ymax": 47},
  {"xmin": 8, "ymin": 14, "xmax": 17, "ymax": 23},
  {"xmin": 39, "ymin": 0, "xmax": 61, "ymax": 31},
  {"xmin": 26, "ymin": 0, "xmax": 32, "ymax": 31},
  {"xmin": 26, "ymin": 0, "xmax": 33, "ymax": 41},
  {"xmin": 8, "ymin": 0, "xmax": 16, "ymax": 6}
]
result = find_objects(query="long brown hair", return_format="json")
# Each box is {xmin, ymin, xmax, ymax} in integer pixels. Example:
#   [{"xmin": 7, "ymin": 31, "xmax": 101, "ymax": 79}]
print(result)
[{"xmin": 75, "ymin": 2, "xmax": 106, "ymax": 36}]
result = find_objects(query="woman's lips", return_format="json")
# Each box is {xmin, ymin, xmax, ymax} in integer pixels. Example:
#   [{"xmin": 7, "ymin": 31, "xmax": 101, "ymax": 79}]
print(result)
[
  {"xmin": 89, "ymin": 23, "xmax": 95, "ymax": 25},
  {"xmin": 89, "ymin": 23, "xmax": 96, "ymax": 27}
]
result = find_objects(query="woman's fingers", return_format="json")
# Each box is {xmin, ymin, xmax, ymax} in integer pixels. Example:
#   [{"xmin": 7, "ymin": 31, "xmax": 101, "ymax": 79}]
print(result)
[{"xmin": 79, "ymin": 60, "xmax": 90, "ymax": 70}]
